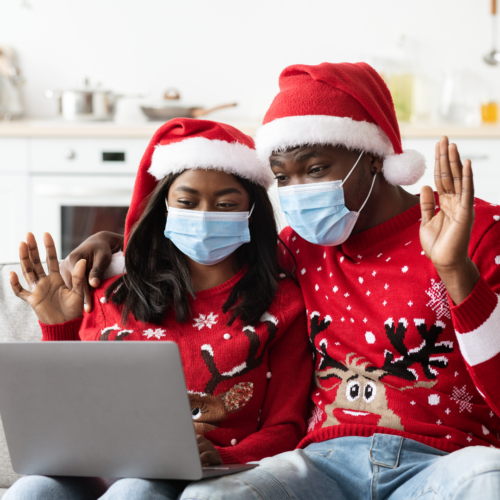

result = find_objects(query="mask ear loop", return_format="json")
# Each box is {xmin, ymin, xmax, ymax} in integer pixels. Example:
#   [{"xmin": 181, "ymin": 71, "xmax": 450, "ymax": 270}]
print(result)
[
  {"xmin": 358, "ymin": 172, "xmax": 377, "ymax": 214},
  {"xmin": 247, "ymin": 203, "xmax": 255, "ymax": 219},
  {"xmin": 341, "ymin": 150, "xmax": 365, "ymax": 187}
]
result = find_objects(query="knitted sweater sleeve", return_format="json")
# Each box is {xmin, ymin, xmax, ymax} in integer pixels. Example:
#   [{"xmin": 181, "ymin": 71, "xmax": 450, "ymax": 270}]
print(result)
[
  {"xmin": 450, "ymin": 221, "xmax": 500, "ymax": 415},
  {"xmin": 215, "ymin": 283, "xmax": 312, "ymax": 464}
]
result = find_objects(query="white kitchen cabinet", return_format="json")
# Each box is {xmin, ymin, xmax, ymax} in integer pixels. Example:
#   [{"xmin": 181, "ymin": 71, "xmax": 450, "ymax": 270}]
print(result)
[
  {"xmin": 0, "ymin": 173, "xmax": 29, "ymax": 263},
  {"xmin": 402, "ymin": 138, "xmax": 500, "ymax": 204},
  {"xmin": 0, "ymin": 138, "xmax": 29, "ymax": 173}
]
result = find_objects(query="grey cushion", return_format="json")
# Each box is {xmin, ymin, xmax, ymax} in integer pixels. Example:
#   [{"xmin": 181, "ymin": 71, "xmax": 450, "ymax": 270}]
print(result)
[{"xmin": 0, "ymin": 263, "xmax": 41, "ymax": 488}]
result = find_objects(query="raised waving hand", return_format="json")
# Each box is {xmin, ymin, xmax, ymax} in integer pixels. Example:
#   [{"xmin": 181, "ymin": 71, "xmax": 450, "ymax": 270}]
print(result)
[
  {"xmin": 10, "ymin": 232, "xmax": 87, "ymax": 325},
  {"xmin": 419, "ymin": 136, "xmax": 480, "ymax": 305}
]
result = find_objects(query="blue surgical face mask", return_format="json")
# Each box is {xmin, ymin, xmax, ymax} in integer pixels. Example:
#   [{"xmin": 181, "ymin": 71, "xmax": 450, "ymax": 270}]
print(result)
[
  {"xmin": 278, "ymin": 151, "xmax": 377, "ymax": 246},
  {"xmin": 164, "ymin": 201, "xmax": 254, "ymax": 266}
]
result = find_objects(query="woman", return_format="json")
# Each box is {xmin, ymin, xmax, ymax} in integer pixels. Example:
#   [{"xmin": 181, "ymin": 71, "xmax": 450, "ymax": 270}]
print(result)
[{"xmin": 7, "ymin": 118, "xmax": 312, "ymax": 499}]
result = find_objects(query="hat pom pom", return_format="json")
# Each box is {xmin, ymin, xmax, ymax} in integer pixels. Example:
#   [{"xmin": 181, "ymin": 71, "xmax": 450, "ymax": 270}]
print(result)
[{"xmin": 382, "ymin": 149, "xmax": 427, "ymax": 186}]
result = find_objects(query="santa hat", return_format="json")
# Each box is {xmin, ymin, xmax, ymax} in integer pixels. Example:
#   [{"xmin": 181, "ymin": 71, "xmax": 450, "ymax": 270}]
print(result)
[
  {"xmin": 255, "ymin": 62, "xmax": 426, "ymax": 186},
  {"xmin": 124, "ymin": 118, "xmax": 273, "ymax": 249}
]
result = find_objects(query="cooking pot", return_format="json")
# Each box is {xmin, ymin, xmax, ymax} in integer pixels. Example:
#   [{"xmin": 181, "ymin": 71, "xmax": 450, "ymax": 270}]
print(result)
[
  {"xmin": 46, "ymin": 79, "xmax": 146, "ymax": 121},
  {"xmin": 140, "ymin": 89, "xmax": 237, "ymax": 121}
]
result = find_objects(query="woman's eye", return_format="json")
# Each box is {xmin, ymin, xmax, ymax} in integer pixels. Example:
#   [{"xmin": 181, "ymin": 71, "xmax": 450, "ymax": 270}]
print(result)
[
  {"xmin": 275, "ymin": 175, "xmax": 287, "ymax": 182},
  {"xmin": 178, "ymin": 200, "xmax": 195, "ymax": 206},
  {"xmin": 217, "ymin": 203, "xmax": 237, "ymax": 208}
]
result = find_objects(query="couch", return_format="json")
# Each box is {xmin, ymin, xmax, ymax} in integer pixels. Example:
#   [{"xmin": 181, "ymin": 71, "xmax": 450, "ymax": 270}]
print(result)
[{"xmin": 0, "ymin": 262, "xmax": 43, "ymax": 495}]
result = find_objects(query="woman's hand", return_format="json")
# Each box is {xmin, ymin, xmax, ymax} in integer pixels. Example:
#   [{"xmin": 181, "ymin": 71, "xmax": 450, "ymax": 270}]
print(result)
[
  {"xmin": 419, "ymin": 136, "xmax": 480, "ymax": 305},
  {"xmin": 59, "ymin": 231, "xmax": 123, "ymax": 313},
  {"xmin": 197, "ymin": 435, "xmax": 222, "ymax": 466},
  {"xmin": 10, "ymin": 232, "xmax": 87, "ymax": 325}
]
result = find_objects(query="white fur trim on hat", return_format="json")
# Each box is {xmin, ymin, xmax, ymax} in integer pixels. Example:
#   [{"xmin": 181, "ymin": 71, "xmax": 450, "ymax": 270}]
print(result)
[
  {"xmin": 255, "ymin": 115, "xmax": 394, "ymax": 164},
  {"xmin": 382, "ymin": 150, "xmax": 427, "ymax": 186},
  {"xmin": 149, "ymin": 136, "xmax": 275, "ymax": 189},
  {"xmin": 255, "ymin": 115, "xmax": 426, "ymax": 186}
]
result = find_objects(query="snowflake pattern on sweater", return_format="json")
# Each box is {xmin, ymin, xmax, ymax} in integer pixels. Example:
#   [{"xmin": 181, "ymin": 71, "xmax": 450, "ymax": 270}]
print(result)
[{"xmin": 282, "ymin": 195, "xmax": 500, "ymax": 454}]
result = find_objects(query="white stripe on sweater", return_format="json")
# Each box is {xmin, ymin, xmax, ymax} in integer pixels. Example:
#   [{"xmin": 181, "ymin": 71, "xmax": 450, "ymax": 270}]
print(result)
[{"xmin": 456, "ymin": 294, "xmax": 500, "ymax": 366}]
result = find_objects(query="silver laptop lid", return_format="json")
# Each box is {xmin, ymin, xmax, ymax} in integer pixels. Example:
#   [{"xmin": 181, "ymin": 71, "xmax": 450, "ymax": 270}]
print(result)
[{"xmin": 0, "ymin": 341, "xmax": 204, "ymax": 480}]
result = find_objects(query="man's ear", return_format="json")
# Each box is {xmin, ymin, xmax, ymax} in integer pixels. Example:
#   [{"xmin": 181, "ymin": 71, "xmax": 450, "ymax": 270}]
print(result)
[{"xmin": 367, "ymin": 153, "xmax": 384, "ymax": 175}]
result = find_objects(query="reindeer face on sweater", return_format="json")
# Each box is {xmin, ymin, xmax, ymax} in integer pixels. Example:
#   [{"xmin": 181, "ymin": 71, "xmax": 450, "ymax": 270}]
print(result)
[
  {"xmin": 310, "ymin": 313, "xmax": 451, "ymax": 432},
  {"xmin": 189, "ymin": 314, "xmax": 278, "ymax": 435}
]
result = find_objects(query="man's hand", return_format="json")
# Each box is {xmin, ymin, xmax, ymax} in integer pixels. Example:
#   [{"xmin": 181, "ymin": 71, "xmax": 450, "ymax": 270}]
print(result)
[
  {"xmin": 419, "ymin": 136, "xmax": 480, "ymax": 305},
  {"xmin": 197, "ymin": 435, "xmax": 222, "ymax": 466},
  {"xmin": 10, "ymin": 232, "xmax": 86, "ymax": 325},
  {"xmin": 59, "ymin": 231, "xmax": 123, "ymax": 313}
]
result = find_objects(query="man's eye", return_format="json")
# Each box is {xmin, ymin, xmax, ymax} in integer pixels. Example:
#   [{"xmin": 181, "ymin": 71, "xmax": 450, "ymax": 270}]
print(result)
[{"xmin": 310, "ymin": 166, "xmax": 326, "ymax": 174}]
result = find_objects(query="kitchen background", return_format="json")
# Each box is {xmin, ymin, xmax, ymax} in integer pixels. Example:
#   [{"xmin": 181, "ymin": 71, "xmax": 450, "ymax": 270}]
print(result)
[{"xmin": 1, "ymin": 0, "xmax": 500, "ymax": 262}]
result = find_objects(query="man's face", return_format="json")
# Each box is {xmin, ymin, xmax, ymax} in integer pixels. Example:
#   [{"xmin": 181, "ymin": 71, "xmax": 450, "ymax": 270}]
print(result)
[{"xmin": 270, "ymin": 144, "xmax": 380, "ymax": 215}]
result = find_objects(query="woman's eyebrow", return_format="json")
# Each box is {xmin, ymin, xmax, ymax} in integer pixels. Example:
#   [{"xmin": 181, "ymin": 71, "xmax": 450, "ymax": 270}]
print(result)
[
  {"xmin": 214, "ymin": 187, "xmax": 242, "ymax": 196},
  {"xmin": 174, "ymin": 186, "xmax": 200, "ymax": 194}
]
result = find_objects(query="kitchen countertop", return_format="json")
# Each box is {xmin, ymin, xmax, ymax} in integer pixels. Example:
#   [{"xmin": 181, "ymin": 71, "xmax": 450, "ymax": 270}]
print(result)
[{"xmin": 2, "ymin": 120, "xmax": 500, "ymax": 139}]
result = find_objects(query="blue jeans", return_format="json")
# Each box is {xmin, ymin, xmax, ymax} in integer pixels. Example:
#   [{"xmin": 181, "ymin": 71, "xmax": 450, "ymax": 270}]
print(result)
[{"xmin": 6, "ymin": 434, "xmax": 500, "ymax": 499}]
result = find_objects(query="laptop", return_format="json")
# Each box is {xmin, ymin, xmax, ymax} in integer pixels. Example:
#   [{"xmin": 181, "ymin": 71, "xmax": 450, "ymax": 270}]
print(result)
[{"xmin": 0, "ymin": 341, "xmax": 257, "ymax": 480}]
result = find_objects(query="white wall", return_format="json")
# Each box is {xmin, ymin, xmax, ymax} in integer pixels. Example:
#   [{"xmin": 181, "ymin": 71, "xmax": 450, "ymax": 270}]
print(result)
[{"xmin": 1, "ymin": 0, "xmax": 499, "ymax": 120}]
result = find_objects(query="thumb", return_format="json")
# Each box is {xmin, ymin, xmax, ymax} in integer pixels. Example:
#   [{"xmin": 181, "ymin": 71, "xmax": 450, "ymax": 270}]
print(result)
[
  {"xmin": 71, "ymin": 259, "xmax": 87, "ymax": 298},
  {"xmin": 420, "ymin": 186, "xmax": 436, "ymax": 226}
]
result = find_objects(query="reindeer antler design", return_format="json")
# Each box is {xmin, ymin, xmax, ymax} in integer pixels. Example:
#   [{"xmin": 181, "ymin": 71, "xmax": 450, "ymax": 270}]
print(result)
[
  {"xmin": 202, "ymin": 314, "xmax": 279, "ymax": 395},
  {"xmin": 379, "ymin": 318, "xmax": 453, "ymax": 382}
]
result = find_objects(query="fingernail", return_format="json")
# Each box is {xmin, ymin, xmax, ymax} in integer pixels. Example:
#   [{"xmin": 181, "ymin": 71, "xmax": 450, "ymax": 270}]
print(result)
[
  {"xmin": 90, "ymin": 278, "xmax": 99, "ymax": 288},
  {"xmin": 84, "ymin": 305, "xmax": 90, "ymax": 313}
]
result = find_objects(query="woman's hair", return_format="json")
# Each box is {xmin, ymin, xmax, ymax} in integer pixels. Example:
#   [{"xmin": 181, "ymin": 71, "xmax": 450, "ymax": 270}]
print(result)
[{"xmin": 106, "ymin": 171, "xmax": 295, "ymax": 327}]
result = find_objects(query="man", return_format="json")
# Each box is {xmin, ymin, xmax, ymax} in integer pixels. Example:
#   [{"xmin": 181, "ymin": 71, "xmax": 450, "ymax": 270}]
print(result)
[{"xmin": 61, "ymin": 62, "xmax": 500, "ymax": 499}]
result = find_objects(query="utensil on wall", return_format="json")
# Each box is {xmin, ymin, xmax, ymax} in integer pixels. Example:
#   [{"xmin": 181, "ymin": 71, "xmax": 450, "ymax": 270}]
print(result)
[
  {"xmin": 140, "ymin": 88, "xmax": 237, "ymax": 121},
  {"xmin": 45, "ymin": 78, "xmax": 147, "ymax": 121},
  {"xmin": 484, "ymin": 0, "xmax": 500, "ymax": 65}
]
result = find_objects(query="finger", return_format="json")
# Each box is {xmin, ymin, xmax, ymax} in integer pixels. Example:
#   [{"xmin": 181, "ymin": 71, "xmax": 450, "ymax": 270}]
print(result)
[
  {"xmin": 59, "ymin": 258, "xmax": 73, "ymax": 289},
  {"xmin": 420, "ymin": 185, "xmax": 436, "ymax": 226},
  {"xmin": 89, "ymin": 251, "xmax": 111, "ymax": 288},
  {"xmin": 433, "ymin": 142, "xmax": 444, "ymax": 194},
  {"xmin": 19, "ymin": 241, "xmax": 38, "ymax": 290},
  {"xmin": 461, "ymin": 159, "xmax": 474, "ymax": 211},
  {"xmin": 71, "ymin": 259, "xmax": 87, "ymax": 298},
  {"xmin": 83, "ymin": 278, "xmax": 92, "ymax": 314},
  {"xmin": 43, "ymin": 233, "xmax": 60, "ymax": 274},
  {"xmin": 26, "ymin": 232, "xmax": 47, "ymax": 279},
  {"xmin": 200, "ymin": 451, "xmax": 222, "ymax": 466},
  {"xmin": 10, "ymin": 271, "xmax": 31, "ymax": 302},
  {"xmin": 448, "ymin": 143, "xmax": 463, "ymax": 197},
  {"xmin": 439, "ymin": 136, "xmax": 454, "ymax": 194}
]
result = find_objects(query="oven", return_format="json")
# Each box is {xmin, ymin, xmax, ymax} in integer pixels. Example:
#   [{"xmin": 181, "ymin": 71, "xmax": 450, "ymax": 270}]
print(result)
[{"xmin": 29, "ymin": 138, "xmax": 148, "ymax": 258}]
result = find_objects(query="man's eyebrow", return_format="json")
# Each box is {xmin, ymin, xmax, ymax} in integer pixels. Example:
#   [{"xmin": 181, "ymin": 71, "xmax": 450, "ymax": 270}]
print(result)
[
  {"xmin": 174, "ymin": 186, "xmax": 200, "ymax": 195},
  {"xmin": 295, "ymin": 150, "xmax": 324, "ymax": 163},
  {"xmin": 270, "ymin": 159, "xmax": 285, "ymax": 167},
  {"xmin": 214, "ymin": 187, "xmax": 242, "ymax": 196}
]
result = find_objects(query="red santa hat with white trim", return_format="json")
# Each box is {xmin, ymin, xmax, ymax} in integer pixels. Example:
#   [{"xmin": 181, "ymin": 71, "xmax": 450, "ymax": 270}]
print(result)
[
  {"xmin": 255, "ymin": 62, "xmax": 426, "ymax": 186},
  {"xmin": 124, "ymin": 118, "xmax": 273, "ymax": 249}
]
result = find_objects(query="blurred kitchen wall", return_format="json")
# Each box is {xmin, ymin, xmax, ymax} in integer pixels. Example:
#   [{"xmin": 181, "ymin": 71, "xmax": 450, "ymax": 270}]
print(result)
[{"xmin": 0, "ymin": 0, "xmax": 498, "ymax": 120}]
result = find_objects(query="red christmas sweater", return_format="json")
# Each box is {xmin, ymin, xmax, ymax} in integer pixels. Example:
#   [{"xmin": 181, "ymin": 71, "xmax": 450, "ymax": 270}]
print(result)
[
  {"xmin": 40, "ymin": 268, "xmax": 312, "ymax": 464},
  {"xmin": 281, "ymin": 195, "xmax": 500, "ymax": 454}
]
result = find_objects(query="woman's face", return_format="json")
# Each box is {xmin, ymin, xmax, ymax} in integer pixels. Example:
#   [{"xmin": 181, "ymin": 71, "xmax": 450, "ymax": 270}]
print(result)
[{"xmin": 167, "ymin": 169, "xmax": 251, "ymax": 212}]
